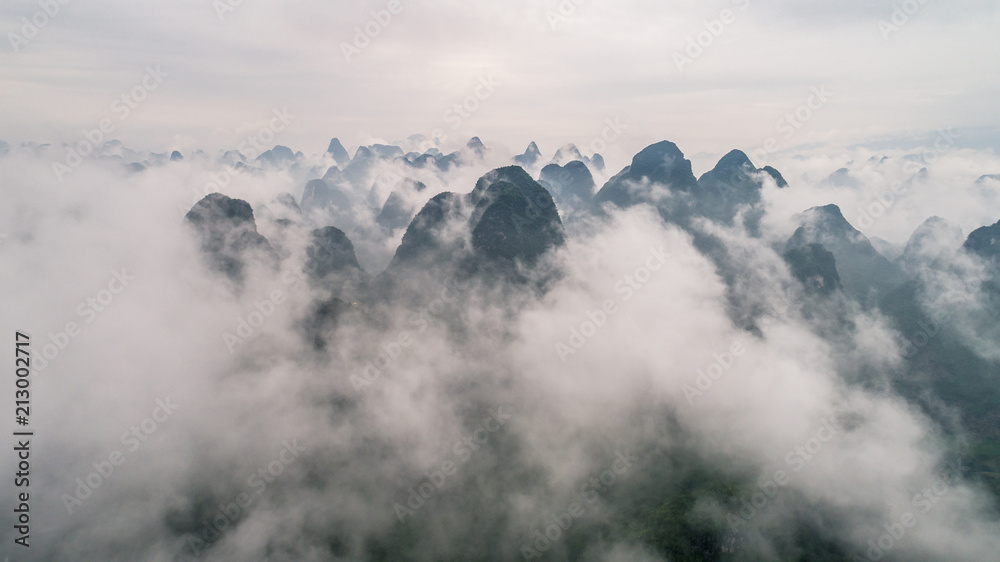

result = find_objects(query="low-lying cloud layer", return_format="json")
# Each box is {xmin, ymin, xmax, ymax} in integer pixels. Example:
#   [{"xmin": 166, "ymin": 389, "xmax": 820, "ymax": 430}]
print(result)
[{"xmin": 1, "ymin": 134, "xmax": 999, "ymax": 561}]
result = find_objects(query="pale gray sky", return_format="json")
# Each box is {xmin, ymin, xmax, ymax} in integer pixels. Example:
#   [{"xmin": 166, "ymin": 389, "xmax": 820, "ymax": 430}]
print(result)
[{"xmin": 2, "ymin": 0, "xmax": 998, "ymax": 161}]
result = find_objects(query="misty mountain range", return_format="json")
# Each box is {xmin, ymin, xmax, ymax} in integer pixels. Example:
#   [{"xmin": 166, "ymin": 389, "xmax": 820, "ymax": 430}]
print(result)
[
  {"xmin": 161, "ymin": 136, "xmax": 1000, "ymax": 560},
  {"xmin": 3, "ymin": 134, "xmax": 1000, "ymax": 561}
]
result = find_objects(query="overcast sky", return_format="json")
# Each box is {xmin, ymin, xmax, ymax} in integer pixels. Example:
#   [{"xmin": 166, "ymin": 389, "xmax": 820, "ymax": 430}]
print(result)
[{"xmin": 2, "ymin": 0, "xmax": 999, "ymax": 164}]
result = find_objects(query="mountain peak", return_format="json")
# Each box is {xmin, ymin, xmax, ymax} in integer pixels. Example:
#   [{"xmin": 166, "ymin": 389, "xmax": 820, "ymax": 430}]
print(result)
[
  {"xmin": 795, "ymin": 204, "xmax": 864, "ymax": 239},
  {"xmin": 964, "ymin": 219, "xmax": 1000, "ymax": 260},
  {"xmin": 467, "ymin": 137, "xmax": 488, "ymax": 155},
  {"xmin": 787, "ymin": 204, "xmax": 905, "ymax": 300},
  {"xmin": 306, "ymin": 226, "xmax": 362, "ymax": 279},
  {"xmin": 762, "ymin": 166, "xmax": 788, "ymax": 187},
  {"xmin": 256, "ymin": 145, "xmax": 295, "ymax": 165},
  {"xmin": 184, "ymin": 193, "xmax": 276, "ymax": 284},
  {"xmin": 551, "ymin": 144, "xmax": 585, "ymax": 166},
  {"xmin": 631, "ymin": 141, "xmax": 685, "ymax": 174},
  {"xmin": 898, "ymin": 216, "xmax": 964, "ymax": 275},
  {"xmin": 301, "ymin": 179, "xmax": 350, "ymax": 212},
  {"xmin": 539, "ymin": 160, "xmax": 595, "ymax": 212},
  {"xmin": 370, "ymin": 144, "xmax": 403, "ymax": 159},
  {"xmin": 591, "ymin": 140, "xmax": 698, "ymax": 214},
  {"xmin": 714, "ymin": 149, "xmax": 754, "ymax": 172},
  {"xmin": 514, "ymin": 142, "xmax": 543, "ymax": 168},
  {"xmin": 327, "ymin": 138, "xmax": 349, "ymax": 165}
]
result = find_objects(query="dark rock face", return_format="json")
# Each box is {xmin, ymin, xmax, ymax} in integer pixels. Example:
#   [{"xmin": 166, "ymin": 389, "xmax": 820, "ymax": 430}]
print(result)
[
  {"xmin": 388, "ymin": 192, "xmax": 468, "ymax": 270},
  {"xmin": 592, "ymin": 141, "xmax": 699, "ymax": 219},
  {"xmin": 628, "ymin": 141, "xmax": 698, "ymax": 190},
  {"xmin": 784, "ymin": 243, "xmax": 842, "ymax": 295},
  {"xmin": 699, "ymin": 150, "xmax": 755, "ymax": 186},
  {"xmin": 300, "ymin": 179, "xmax": 350, "ymax": 213},
  {"xmin": 305, "ymin": 226, "xmax": 362, "ymax": 280},
  {"xmin": 469, "ymin": 166, "xmax": 545, "ymax": 206},
  {"xmin": 786, "ymin": 204, "xmax": 905, "ymax": 301},
  {"xmin": 327, "ymin": 138, "xmax": 350, "ymax": 166},
  {"xmin": 470, "ymin": 178, "xmax": 565, "ymax": 266},
  {"xmin": 694, "ymin": 150, "xmax": 790, "ymax": 227},
  {"xmin": 696, "ymin": 150, "xmax": 761, "ymax": 222},
  {"xmin": 388, "ymin": 166, "xmax": 565, "ymax": 277},
  {"xmin": 514, "ymin": 142, "xmax": 542, "ymax": 168},
  {"xmin": 466, "ymin": 167, "xmax": 565, "ymax": 278},
  {"xmin": 170, "ymin": 150, "xmax": 184, "ymax": 161},
  {"xmin": 539, "ymin": 161, "xmax": 595, "ymax": 212},
  {"xmin": 301, "ymin": 227, "xmax": 366, "ymax": 350},
  {"xmin": 185, "ymin": 193, "xmax": 277, "ymax": 284},
  {"xmin": 761, "ymin": 166, "xmax": 788, "ymax": 187},
  {"xmin": 964, "ymin": 219, "xmax": 1000, "ymax": 261}
]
